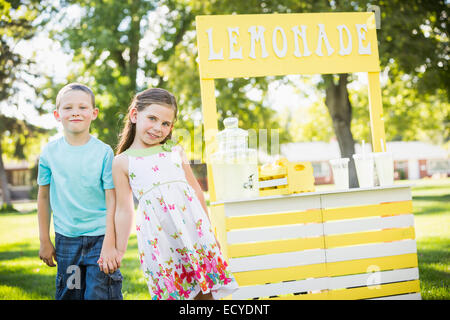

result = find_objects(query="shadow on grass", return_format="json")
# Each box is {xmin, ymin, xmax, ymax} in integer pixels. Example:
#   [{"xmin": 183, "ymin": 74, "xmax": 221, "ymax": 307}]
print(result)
[
  {"xmin": 0, "ymin": 242, "xmax": 39, "ymax": 262},
  {"xmin": 0, "ymin": 242, "xmax": 55, "ymax": 299},
  {"xmin": 413, "ymin": 194, "xmax": 450, "ymax": 203},
  {"xmin": 412, "ymin": 184, "xmax": 450, "ymax": 192},
  {"xmin": 0, "ymin": 236, "xmax": 148, "ymax": 300},
  {"xmin": 417, "ymin": 237, "xmax": 450, "ymax": 299},
  {"xmin": 0, "ymin": 211, "xmax": 37, "ymax": 217},
  {"xmin": 412, "ymin": 193, "xmax": 450, "ymax": 216}
]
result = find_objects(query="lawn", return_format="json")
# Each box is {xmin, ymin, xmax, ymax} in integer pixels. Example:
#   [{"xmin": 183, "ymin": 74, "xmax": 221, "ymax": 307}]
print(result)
[{"xmin": 0, "ymin": 178, "xmax": 448, "ymax": 300}]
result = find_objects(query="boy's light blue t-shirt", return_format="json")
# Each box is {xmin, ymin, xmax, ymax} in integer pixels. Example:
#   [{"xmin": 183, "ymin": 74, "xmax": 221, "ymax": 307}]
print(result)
[{"xmin": 37, "ymin": 136, "xmax": 115, "ymax": 237}]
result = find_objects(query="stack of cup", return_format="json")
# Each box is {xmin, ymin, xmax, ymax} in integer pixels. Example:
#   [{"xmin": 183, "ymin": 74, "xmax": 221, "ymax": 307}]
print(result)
[
  {"xmin": 329, "ymin": 158, "xmax": 350, "ymax": 190},
  {"xmin": 373, "ymin": 152, "xmax": 394, "ymax": 186},
  {"xmin": 352, "ymin": 153, "xmax": 375, "ymax": 188}
]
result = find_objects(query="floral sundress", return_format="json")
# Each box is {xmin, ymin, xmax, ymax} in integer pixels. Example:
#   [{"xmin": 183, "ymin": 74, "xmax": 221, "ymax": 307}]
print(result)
[{"xmin": 124, "ymin": 142, "xmax": 238, "ymax": 300}]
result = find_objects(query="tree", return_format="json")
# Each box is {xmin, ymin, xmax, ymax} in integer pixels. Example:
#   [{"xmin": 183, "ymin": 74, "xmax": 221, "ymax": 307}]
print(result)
[
  {"xmin": 350, "ymin": 75, "xmax": 449, "ymax": 145},
  {"xmin": 0, "ymin": 0, "xmax": 53, "ymax": 207}
]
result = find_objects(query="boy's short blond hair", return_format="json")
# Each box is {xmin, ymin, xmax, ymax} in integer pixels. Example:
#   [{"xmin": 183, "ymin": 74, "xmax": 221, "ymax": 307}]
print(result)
[{"xmin": 55, "ymin": 83, "xmax": 95, "ymax": 109}]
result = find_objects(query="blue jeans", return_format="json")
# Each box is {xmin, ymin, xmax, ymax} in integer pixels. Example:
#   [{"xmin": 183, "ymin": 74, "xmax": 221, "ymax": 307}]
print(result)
[{"xmin": 54, "ymin": 232, "xmax": 123, "ymax": 300}]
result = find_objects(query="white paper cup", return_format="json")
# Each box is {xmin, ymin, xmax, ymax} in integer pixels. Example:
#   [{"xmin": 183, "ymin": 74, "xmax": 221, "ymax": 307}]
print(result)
[
  {"xmin": 353, "ymin": 153, "xmax": 375, "ymax": 188},
  {"xmin": 329, "ymin": 158, "xmax": 350, "ymax": 189},
  {"xmin": 373, "ymin": 152, "xmax": 394, "ymax": 186}
]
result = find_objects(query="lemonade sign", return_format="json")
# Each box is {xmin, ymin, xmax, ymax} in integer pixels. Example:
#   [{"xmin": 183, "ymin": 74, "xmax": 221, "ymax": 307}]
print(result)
[{"xmin": 196, "ymin": 12, "xmax": 380, "ymax": 78}]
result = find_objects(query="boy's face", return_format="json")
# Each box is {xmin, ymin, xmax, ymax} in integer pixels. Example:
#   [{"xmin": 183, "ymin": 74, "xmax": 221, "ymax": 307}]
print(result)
[{"xmin": 54, "ymin": 90, "xmax": 98, "ymax": 135}]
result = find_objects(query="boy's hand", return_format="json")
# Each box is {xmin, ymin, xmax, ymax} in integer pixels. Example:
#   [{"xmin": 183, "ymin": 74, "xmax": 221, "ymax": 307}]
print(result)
[
  {"xmin": 39, "ymin": 240, "xmax": 57, "ymax": 267},
  {"xmin": 98, "ymin": 247, "xmax": 122, "ymax": 274}
]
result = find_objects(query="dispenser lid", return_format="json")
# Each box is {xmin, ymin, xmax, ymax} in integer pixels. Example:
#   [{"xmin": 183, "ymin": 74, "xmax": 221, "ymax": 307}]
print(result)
[
  {"xmin": 217, "ymin": 117, "xmax": 248, "ymax": 138},
  {"xmin": 224, "ymin": 117, "xmax": 238, "ymax": 128}
]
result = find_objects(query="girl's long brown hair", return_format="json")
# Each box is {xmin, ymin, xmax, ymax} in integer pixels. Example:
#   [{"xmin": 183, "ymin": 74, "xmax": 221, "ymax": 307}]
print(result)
[{"xmin": 116, "ymin": 88, "xmax": 178, "ymax": 154}]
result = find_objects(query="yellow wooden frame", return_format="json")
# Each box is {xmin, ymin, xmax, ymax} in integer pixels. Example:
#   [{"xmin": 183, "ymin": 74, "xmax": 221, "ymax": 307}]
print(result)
[{"xmin": 196, "ymin": 12, "xmax": 387, "ymax": 202}]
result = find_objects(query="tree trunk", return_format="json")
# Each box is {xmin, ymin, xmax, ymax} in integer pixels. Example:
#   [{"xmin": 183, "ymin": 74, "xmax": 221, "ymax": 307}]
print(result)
[
  {"xmin": 0, "ymin": 142, "xmax": 12, "ymax": 206},
  {"xmin": 323, "ymin": 73, "xmax": 359, "ymax": 188},
  {"xmin": 128, "ymin": 1, "xmax": 140, "ymax": 92}
]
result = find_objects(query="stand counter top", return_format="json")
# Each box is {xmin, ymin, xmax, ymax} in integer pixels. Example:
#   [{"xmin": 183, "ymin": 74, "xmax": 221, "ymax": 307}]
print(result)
[{"xmin": 210, "ymin": 184, "xmax": 415, "ymax": 206}]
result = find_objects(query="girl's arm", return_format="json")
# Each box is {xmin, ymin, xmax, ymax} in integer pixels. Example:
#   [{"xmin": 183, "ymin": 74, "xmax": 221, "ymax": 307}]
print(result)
[
  {"xmin": 37, "ymin": 185, "xmax": 57, "ymax": 267},
  {"xmin": 179, "ymin": 147, "xmax": 221, "ymax": 250},
  {"xmin": 179, "ymin": 147, "xmax": 208, "ymax": 216},
  {"xmin": 112, "ymin": 154, "xmax": 135, "ymax": 257}
]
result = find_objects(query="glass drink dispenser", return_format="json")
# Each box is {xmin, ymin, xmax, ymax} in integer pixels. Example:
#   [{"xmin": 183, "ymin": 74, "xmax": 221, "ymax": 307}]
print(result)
[{"xmin": 211, "ymin": 117, "xmax": 259, "ymax": 201}]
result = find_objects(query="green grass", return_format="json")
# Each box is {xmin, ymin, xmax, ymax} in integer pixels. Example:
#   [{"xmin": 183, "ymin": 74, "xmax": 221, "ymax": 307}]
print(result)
[
  {"xmin": 0, "ymin": 178, "xmax": 448, "ymax": 300},
  {"xmin": 0, "ymin": 210, "xmax": 147, "ymax": 300},
  {"xmin": 410, "ymin": 178, "xmax": 450, "ymax": 300}
]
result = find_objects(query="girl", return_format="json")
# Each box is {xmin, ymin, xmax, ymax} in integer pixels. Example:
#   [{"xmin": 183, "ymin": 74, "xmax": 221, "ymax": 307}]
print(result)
[{"xmin": 107, "ymin": 88, "xmax": 238, "ymax": 300}]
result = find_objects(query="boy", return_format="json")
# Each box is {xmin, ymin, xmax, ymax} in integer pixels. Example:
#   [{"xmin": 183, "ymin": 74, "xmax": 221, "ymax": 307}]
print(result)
[{"xmin": 37, "ymin": 83, "xmax": 122, "ymax": 300}]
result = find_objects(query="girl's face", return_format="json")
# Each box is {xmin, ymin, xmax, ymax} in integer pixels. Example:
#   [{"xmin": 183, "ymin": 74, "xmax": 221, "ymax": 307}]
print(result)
[{"xmin": 131, "ymin": 103, "xmax": 175, "ymax": 147}]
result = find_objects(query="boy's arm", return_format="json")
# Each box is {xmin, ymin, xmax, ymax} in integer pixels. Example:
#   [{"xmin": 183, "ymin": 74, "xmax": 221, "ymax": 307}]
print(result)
[
  {"xmin": 37, "ymin": 185, "xmax": 57, "ymax": 267},
  {"xmin": 98, "ymin": 188, "xmax": 119, "ymax": 274}
]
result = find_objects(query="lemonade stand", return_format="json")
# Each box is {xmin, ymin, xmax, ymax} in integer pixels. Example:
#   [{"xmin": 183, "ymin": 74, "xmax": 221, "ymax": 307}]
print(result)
[{"xmin": 195, "ymin": 12, "xmax": 421, "ymax": 300}]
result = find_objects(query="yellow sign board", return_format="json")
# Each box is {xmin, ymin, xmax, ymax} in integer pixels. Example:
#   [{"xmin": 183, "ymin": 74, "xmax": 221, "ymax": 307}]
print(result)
[{"xmin": 196, "ymin": 12, "xmax": 380, "ymax": 79}]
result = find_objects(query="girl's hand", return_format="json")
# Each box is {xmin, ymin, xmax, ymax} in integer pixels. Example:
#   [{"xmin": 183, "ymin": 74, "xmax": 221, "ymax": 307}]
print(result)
[{"xmin": 98, "ymin": 246, "xmax": 121, "ymax": 274}]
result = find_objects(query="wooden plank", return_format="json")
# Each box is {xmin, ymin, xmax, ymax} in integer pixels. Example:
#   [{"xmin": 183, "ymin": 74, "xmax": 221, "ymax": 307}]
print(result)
[
  {"xmin": 223, "ymin": 194, "xmax": 321, "ymax": 216},
  {"xmin": 227, "ymin": 222, "xmax": 323, "ymax": 244},
  {"xmin": 226, "ymin": 209, "xmax": 322, "ymax": 230},
  {"xmin": 229, "ymin": 249, "xmax": 326, "ymax": 272},
  {"xmin": 200, "ymin": 79, "xmax": 219, "ymax": 200},
  {"xmin": 324, "ymin": 214, "xmax": 415, "ymax": 235},
  {"xmin": 232, "ymin": 276, "xmax": 329, "ymax": 300},
  {"xmin": 228, "ymin": 236, "xmax": 325, "ymax": 258},
  {"xmin": 259, "ymin": 177, "xmax": 288, "ymax": 188},
  {"xmin": 209, "ymin": 204, "xmax": 229, "ymax": 260},
  {"xmin": 327, "ymin": 253, "xmax": 419, "ymax": 277},
  {"xmin": 259, "ymin": 188, "xmax": 289, "ymax": 197},
  {"xmin": 368, "ymin": 72, "xmax": 387, "ymax": 153},
  {"xmin": 322, "ymin": 201, "xmax": 413, "ymax": 222},
  {"xmin": 321, "ymin": 187, "xmax": 411, "ymax": 209},
  {"xmin": 369, "ymin": 293, "xmax": 421, "ymax": 300},
  {"xmin": 233, "ymin": 263, "xmax": 328, "ymax": 286},
  {"xmin": 325, "ymin": 239, "xmax": 417, "ymax": 263},
  {"xmin": 327, "ymin": 280, "xmax": 420, "ymax": 300},
  {"xmin": 328, "ymin": 268, "xmax": 419, "ymax": 290},
  {"xmin": 233, "ymin": 268, "xmax": 419, "ymax": 300},
  {"xmin": 267, "ymin": 280, "xmax": 420, "ymax": 300},
  {"xmin": 268, "ymin": 291, "xmax": 329, "ymax": 300},
  {"xmin": 325, "ymin": 227, "xmax": 416, "ymax": 248}
]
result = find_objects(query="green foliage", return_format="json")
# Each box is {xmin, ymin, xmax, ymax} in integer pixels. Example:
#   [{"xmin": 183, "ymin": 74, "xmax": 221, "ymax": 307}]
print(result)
[
  {"xmin": 376, "ymin": 0, "xmax": 449, "ymax": 97},
  {"xmin": 0, "ymin": 0, "xmax": 55, "ymax": 159},
  {"xmin": 349, "ymin": 74, "xmax": 449, "ymax": 145},
  {"xmin": 0, "ymin": 203, "xmax": 17, "ymax": 213},
  {"xmin": 40, "ymin": 0, "xmax": 448, "ymax": 153}
]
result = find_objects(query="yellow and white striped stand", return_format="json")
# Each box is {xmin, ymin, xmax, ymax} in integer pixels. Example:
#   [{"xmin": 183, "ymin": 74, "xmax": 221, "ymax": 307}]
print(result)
[
  {"xmin": 195, "ymin": 12, "xmax": 421, "ymax": 299},
  {"xmin": 211, "ymin": 185, "xmax": 420, "ymax": 300}
]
